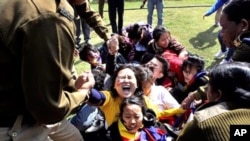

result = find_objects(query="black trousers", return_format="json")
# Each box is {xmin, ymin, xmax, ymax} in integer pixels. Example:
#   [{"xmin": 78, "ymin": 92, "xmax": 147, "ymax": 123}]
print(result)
[{"xmin": 107, "ymin": 0, "xmax": 124, "ymax": 34}]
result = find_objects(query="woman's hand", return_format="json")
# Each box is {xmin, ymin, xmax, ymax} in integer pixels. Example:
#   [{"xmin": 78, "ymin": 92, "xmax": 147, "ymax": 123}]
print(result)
[
  {"xmin": 107, "ymin": 36, "xmax": 119, "ymax": 55},
  {"xmin": 181, "ymin": 91, "xmax": 195, "ymax": 109}
]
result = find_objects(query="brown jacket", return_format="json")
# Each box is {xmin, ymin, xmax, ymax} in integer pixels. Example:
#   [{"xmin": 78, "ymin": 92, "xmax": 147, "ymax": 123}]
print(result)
[
  {"xmin": 0, "ymin": 0, "xmax": 91, "ymax": 125},
  {"xmin": 74, "ymin": 0, "xmax": 110, "ymax": 41}
]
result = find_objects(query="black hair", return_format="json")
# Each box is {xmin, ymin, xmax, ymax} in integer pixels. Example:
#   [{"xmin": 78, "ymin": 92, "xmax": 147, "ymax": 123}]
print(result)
[
  {"xmin": 120, "ymin": 95, "xmax": 145, "ymax": 118},
  {"xmin": 135, "ymin": 66, "xmax": 154, "ymax": 88},
  {"xmin": 223, "ymin": 0, "xmax": 250, "ymax": 25},
  {"xmin": 136, "ymin": 66, "xmax": 153, "ymax": 81},
  {"xmin": 182, "ymin": 54, "xmax": 205, "ymax": 72},
  {"xmin": 91, "ymin": 68, "xmax": 106, "ymax": 90},
  {"xmin": 79, "ymin": 43, "xmax": 99, "ymax": 61},
  {"xmin": 208, "ymin": 62, "xmax": 250, "ymax": 108},
  {"xmin": 119, "ymin": 95, "xmax": 156, "ymax": 127},
  {"xmin": 153, "ymin": 25, "xmax": 170, "ymax": 41},
  {"xmin": 154, "ymin": 54, "xmax": 169, "ymax": 78},
  {"xmin": 128, "ymin": 23, "xmax": 143, "ymax": 40},
  {"xmin": 140, "ymin": 53, "xmax": 155, "ymax": 64}
]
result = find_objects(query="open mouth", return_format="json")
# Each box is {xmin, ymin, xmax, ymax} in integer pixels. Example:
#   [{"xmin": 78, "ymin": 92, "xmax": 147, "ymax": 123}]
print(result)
[
  {"xmin": 127, "ymin": 125, "xmax": 136, "ymax": 130},
  {"xmin": 122, "ymin": 85, "xmax": 131, "ymax": 94}
]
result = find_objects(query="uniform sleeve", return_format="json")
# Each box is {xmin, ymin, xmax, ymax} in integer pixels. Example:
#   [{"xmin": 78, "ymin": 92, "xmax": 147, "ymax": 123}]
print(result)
[
  {"xmin": 21, "ymin": 13, "xmax": 88, "ymax": 124},
  {"xmin": 75, "ymin": 1, "xmax": 110, "ymax": 41}
]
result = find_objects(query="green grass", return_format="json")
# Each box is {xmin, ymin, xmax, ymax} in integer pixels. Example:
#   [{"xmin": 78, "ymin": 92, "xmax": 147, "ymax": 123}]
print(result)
[{"xmin": 75, "ymin": 0, "xmax": 222, "ymax": 74}]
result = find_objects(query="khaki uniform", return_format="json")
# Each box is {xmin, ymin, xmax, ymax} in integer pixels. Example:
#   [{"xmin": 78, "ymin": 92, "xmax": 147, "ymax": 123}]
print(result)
[
  {"xmin": 0, "ymin": 0, "xmax": 95, "ymax": 126},
  {"xmin": 74, "ymin": 0, "xmax": 110, "ymax": 41}
]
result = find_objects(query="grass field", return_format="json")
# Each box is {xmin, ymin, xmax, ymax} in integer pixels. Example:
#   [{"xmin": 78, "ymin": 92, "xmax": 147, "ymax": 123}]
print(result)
[{"xmin": 75, "ymin": 0, "xmax": 222, "ymax": 73}]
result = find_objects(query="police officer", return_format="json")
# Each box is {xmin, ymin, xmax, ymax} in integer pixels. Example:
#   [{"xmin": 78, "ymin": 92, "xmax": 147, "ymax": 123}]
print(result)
[{"xmin": 0, "ymin": 0, "xmax": 109, "ymax": 140}]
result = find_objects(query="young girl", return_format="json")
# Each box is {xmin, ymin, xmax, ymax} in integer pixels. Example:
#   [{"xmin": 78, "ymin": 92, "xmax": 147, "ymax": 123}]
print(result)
[
  {"xmin": 170, "ymin": 54, "xmax": 208, "ymax": 103},
  {"xmin": 108, "ymin": 95, "xmax": 168, "ymax": 141}
]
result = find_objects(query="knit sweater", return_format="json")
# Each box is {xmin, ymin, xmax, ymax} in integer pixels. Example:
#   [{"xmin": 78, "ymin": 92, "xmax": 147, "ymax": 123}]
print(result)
[{"xmin": 177, "ymin": 102, "xmax": 250, "ymax": 141}]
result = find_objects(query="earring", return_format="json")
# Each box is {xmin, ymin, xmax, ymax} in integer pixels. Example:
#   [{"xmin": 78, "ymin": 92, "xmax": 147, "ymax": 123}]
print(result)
[
  {"xmin": 233, "ymin": 35, "xmax": 242, "ymax": 47},
  {"xmin": 233, "ymin": 29, "xmax": 249, "ymax": 47}
]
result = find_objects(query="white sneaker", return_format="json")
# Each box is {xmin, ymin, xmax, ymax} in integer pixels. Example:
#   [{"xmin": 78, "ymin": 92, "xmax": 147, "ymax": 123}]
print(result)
[{"xmin": 214, "ymin": 50, "xmax": 227, "ymax": 59}]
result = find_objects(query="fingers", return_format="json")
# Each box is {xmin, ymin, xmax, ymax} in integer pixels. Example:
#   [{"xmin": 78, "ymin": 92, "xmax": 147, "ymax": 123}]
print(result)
[
  {"xmin": 75, "ymin": 72, "xmax": 95, "ymax": 89},
  {"xmin": 181, "ymin": 97, "xmax": 192, "ymax": 109},
  {"xmin": 107, "ymin": 36, "xmax": 119, "ymax": 55}
]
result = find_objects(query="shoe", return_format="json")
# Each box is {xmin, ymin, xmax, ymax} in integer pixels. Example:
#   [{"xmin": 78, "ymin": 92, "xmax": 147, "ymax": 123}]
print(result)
[
  {"xmin": 213, "ymin": 23, "xmax": 220, "ymax": 27},
  {"xmin": 214, "ymin": 50, "xmax": 227, "ymax": 59},
  {"xmin": 85, "ymin": 113, "xmax": 106, "ymax": 133}
]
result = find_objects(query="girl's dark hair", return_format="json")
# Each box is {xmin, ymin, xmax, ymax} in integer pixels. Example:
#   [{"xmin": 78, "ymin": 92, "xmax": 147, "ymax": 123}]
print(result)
[
  {"xmin": 151, "ymin": 55, "xmax": 170, "ymax": 85},
  {"xmin": 92, "ymin": 68, "xmax": 106, "ymax": 90},
  {"xmin": 153, "ymin": 25, "xmax": 170, "ymax": 41},
  {"xmin": 223, "ymin": 0, "xmax": 250, "ymax": 24},
  {"xmin": 128, "ymin": 24, "xmax": 143, "ymax": 40},
  {"xmin": 120, "ymin": 95, "xmax": 156, "ymax": 127},
  {"xmin": 109, "ymin": 64, "xmax": 139, "ymax": 98},
  {"xmin": 79, "ymin": 43, "xmax": 99, "ymax": 61},
  {"xmin": 208, "ymin": 62, "xmax": 250, "ymax": 108},
  {"xmin": 120, "ymin": 95, "xmax": 145, "ymax": 118},
  {"xmin": 182, "ymin": 54, "xmax": 205, "ymax": 72}
]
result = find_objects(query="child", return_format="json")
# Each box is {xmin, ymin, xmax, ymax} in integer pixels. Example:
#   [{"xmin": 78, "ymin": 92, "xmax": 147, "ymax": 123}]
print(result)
[{"xmin": 170, "ymin": 54, "xmax": 208, "ymax": 103}]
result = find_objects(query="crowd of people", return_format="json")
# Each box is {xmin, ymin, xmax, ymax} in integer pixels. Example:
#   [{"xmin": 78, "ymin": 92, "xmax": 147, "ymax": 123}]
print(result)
[{"xmin": 1, "ymin": 0, "xmax": 250, "ymax": 141}]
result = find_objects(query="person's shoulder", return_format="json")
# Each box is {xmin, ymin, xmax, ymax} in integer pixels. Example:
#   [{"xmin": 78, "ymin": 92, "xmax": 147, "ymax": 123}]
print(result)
[{"xmin": 195, "ymin": 102, "xmax": 230, "ymax": 122}]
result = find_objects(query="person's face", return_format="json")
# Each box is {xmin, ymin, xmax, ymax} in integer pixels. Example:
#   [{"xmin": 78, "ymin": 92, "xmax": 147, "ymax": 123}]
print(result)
[
  {"xmin": 220, "ymin": 13, "xmax": 244, "ymax": 47},
  {"xmin": 146, "ymin": 58, "xmax": 163, "ymax": 80},
  {"xmin": 115, "ymin": 68, "xmax": 138, "ymax": 98},
  {"xmin": 87, "ymin": 50, "xmax": 101, "ymax": 66},
  {"xmin": 156, "ymin": 32, "xmax": 171, "ymax": 49},
  {"xmin": 182, "ymin": 66, "xmax": 198, "ymax": 84},
  {"xmin": 122, "ymin": 104, "xmax": 143, "ymax": 133}
]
